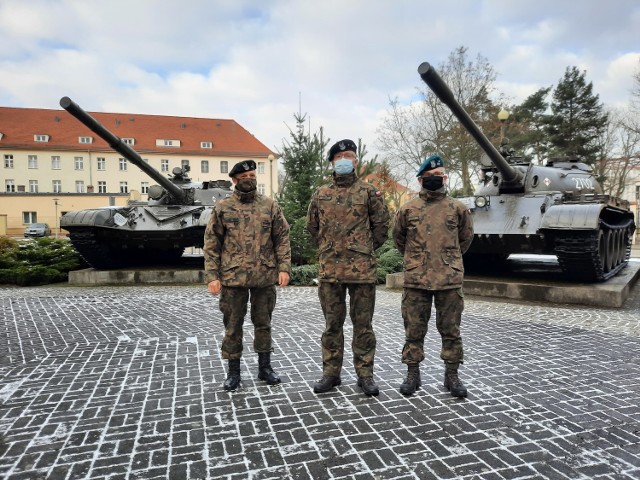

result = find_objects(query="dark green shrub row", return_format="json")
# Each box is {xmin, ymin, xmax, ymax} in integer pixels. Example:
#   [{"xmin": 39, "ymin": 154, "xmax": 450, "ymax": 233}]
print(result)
[
  {"xmin": 289, "ymin": 239, "xmax": 403, "ymax": 286},
  {"xmin": 0, "ymin": 237, "xmax": 84, "ymax": 286}
]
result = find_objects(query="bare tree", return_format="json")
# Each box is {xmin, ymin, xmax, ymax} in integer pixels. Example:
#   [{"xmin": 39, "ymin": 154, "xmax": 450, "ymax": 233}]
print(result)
[{"xmin": 376, "ymin": 46, "xmax": 500, "ymax": 195}]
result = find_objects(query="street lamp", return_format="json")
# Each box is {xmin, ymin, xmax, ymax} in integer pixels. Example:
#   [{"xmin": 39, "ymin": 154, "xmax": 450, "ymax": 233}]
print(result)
[
  {"xmin": 53, "ymin": 198, "xmax": 60, "ymax": 239},
  {"xmin": 498, "ymin": 108, "xmax": 509, "ymax": 145},
  {"xmin": 268, "ymin": 154, "xmax": 275, "ymax": 197}
]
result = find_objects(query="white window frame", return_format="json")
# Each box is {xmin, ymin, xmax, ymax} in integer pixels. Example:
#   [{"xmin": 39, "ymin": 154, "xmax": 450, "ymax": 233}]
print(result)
[
  {"xmin": 28, "ymin": 155, "xmax": 38, "ymax": 169},
  {"xmin": 74, "ymin": 156, "xmax": 84, "ymax": 170},
  {"xmin": 258, "ymin": 183, "xmax": 265, "ymax": 195},
  {"xmin": 157, "ymin": 139, "xmax": 181, "ymax": 147},
  {"xmin": 119, "ymin": 158, "xmax": 127, "ymax": 171},
  {"xmin": 201, "ymin": 141, "xmax": 212, "ymax": 149},
  {"xmin": 257, "ymin": 162, "xmax": 265, "ymax": 174},
  {"xmin": 51, "ymin": 156, "xmax": 61, "ymax": 170},
  {"xmin": 52, "ymin": 180, "xmax": 62, "ymax": 193},
  {"xmin": 181, "ymin": 159, "xmax": 190, "ymax": 169},
  {"xmin": 161, "ymin": 159, "xmax": 169, "ymax": 172},
  {"xmin": 22, "ymin": 212, "xmax": 37, "ymax": 224},
  {"xmin": 6, "ymin": 179, "xmax": 15, "ymax": 192},
  {"xmin": 201, "ymin": 160, "xmax": 209, "ymax": 173},
  {"xmin": 34, "ymin": 134, "xmax": 49, "ymax": 142},
  {"xmin": 141, "ymin": 182, "xmax": 149, "ymax": 194},
  {"xmin": 4, "ymin": 154, "xmax": 14, "ymax": 168},
  {"xmin": 29, "ymin": 180, "xmax": 38, "ymax": 193},
  {"xmin": 98, "ymin": 181, "xmax": 107, "ymax": 193},
  {"xmin": 122, "ymin": 138, "xmax": 135, "ymax": 145},
  {"xmin": 220, "ymin": 161, "xmax": 228, "ymax": 174},
  {"xmin": 75, "ymin": 180, "xmax": 85, "ymax": 193},
  {"xmin": 79, "ymin": 136, "xmax": 93, "ymax": 144},
  {"xmin": 97, "ymin": 157, "xmax": 106, "ymax": 171},
  {"xmin": 120, "ymin": 181, "xmax": 128, "ymax": 193}
]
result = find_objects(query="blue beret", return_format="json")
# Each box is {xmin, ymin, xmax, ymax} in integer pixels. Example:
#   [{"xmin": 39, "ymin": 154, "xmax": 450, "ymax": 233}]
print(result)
[
  {"xmin": 417, "ymin": 154, "xmax": 444, "ymax": 177},
  {"xmin": 328, "ymin": 139, "xmax": 357, "ymax": 161},
  {"xmin": 229, "ymin": 160, "xmax": 256, "ymax": 177}
]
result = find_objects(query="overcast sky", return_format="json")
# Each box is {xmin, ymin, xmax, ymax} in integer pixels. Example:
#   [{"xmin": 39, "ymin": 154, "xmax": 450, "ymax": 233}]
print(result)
[{"xmin": 1, "ymin": 0, "xmax": 639, "ymax": 158}]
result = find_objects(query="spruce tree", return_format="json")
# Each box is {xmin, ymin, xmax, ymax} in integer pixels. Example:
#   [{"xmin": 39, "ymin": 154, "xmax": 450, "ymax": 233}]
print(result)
[{"xmin": 545, "ymin": 66, "xmax": 608, "ymax": 164}]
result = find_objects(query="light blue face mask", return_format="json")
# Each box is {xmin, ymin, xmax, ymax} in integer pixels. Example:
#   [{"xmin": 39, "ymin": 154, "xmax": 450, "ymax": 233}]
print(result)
[{"xmin": 334, "ymin": 158, "xmax": 354, "ymax": 175}]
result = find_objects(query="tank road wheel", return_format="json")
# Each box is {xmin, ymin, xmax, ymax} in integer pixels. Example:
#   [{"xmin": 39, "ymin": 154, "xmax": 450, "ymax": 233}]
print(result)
[
  {"xmin": 617, "ymin": 229, "xmax": 627, "ymax": 265},
  {"xmin": 598, "ymin": 230, "xmax": 610, "ymax": 273},
  {"xmin": 612, "ymin": 229, "xmax": 622, "ymax": 268}
]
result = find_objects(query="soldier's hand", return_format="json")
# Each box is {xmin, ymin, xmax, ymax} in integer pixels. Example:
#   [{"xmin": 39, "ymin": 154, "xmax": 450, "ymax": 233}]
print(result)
[
  {"xmin": 278, "ymin": 272, "xmax": 290, "ymax": 287},
  {"xmin": 208, "ymin": 280, "xmax": 221, "ymax": 295}
]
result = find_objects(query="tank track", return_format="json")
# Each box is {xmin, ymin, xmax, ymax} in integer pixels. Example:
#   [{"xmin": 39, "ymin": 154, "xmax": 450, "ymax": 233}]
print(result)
[
  {"xmin": 67, "ymin": 228, "xmax": 185, "ymax": 270},
  {"xmin": 554, "ymin": 219, "xmax": 634, "ymax": 282}
]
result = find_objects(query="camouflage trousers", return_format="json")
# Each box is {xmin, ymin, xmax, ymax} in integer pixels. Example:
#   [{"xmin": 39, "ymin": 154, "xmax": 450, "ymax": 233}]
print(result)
[
  {"xmin": 219, "ymin": 285, "xmax": 276, "ymax": 360},
  {"xmin": 401, "ymin": 287, "xmax": 464, "ymax": 365},
  {"xmin": 318, "ymin": 282, "xmax": 377, "ymax": 377}
]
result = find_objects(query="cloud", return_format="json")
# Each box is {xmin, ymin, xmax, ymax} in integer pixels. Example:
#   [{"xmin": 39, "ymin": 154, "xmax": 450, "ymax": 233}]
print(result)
[{"xmin": 0, "ymin": 0, "xmax": 639, "ymax": 157}]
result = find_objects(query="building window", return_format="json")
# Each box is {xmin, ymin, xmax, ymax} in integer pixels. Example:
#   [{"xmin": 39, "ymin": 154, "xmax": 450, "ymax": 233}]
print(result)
[
  {"xmin": 5, "ymin": 179, "xmax": 15, "ymax": 192},
  {"xmin": 141, "ymin": 182, "xmax": 149, "ymax": 194},
  {"xmin": 157, "ymin": 139, "xmax": 181, "ymax": 147},
  {"xmin": 257, "ymin": 162, "xmax": 265, "ymax": 174},
  {"xmin": 201, "ymin": 160, "xmax": 209, "ymax": 173},
  {"xmin": 201, "ymin": 141, "xmax": 212, "ymax": 149},
  {"xmin": 220, "ymin": 161, "xmax": 228, "ymax": 174},
  {"xmin": 75, "ymin": 181, "xmax": 85, "ymax": 193},
  {"xmin": 161, "ymin": 159, "xmax": 169, "ymax": 172},
  {"xmin": 23, "ymin": 212, "xmax": 37, "ymax": 224},
  {"xmin": 122, "ymin": 138, "xmax": 135, "ymax": 145},
  {"xmin": 74, "ymin": 157, "xmax": 84, "ymax": 170},
  {"xmin": 34, "ymin": 134, "xmax": 49, "ymax": 142},
  {"xmin": 119, "ymin": 158, "xmax": 127, "ymax": 171},
  {"xmin": 4, "ymin": 155, "xmax": 14, "ymax": 168},
  {"xmin": 120, "ymin": 181, "xmax": 128, "ymax": 193},
  {"xmin": 258, "ymin": 183, "xmax": 265, "ymax": 195},
  {"xmin": 51, "ymin": 156, "xmax": 61, "ymax": 169},
  {"xmin": 79, "ymin": 136, "xmax": 93, "ymax": 144},
  {"xmin": 98, "ymin": 181, "xmax": 107, "ymax": 193},
  {"xmin": 28, "ymin": 155, "xmax": 38, "ymax": 169},
  {"xmin": 52, "ymin": 180, "xmax": 62, "ymax": 193},
  {"xmin": 29, "ymin": 180, "xmax": 38, "ymax": 193},
  {"xmin": 181, "ymin": 159, "xmax": 190, "ymax": 170},
  {"xmin": 97, "ymin": 157, "xmax": 106, "ymax": 170}
]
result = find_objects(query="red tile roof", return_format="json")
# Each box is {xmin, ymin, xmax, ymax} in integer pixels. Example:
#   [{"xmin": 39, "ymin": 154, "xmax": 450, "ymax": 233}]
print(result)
[{"xmin": 0, "ymin": 106, "xmax": 273, "ymax": 158}]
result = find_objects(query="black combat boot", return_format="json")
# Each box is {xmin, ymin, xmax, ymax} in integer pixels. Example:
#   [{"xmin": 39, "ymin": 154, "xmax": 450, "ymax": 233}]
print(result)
[
  {"xmin": 313, "ymin": 375, "xmax": 341, "ymax": 393},
  {"xmin": 399, "ymin": 364, "xmax": 421, "ymax": 396},
  {"xmin": 357, "ymin": 376, "xmax": 379, "ymax": 396},
  {"xmin": 444, "ymin": 364, "xmax": 467, "ymax": 398},
  {"xmin": 224, "ymin": 359, "xmax": 241, "ymax": 391},
  {"xmin": 257, "ymin": 352, "xmax": 281, "ymax": 385}
]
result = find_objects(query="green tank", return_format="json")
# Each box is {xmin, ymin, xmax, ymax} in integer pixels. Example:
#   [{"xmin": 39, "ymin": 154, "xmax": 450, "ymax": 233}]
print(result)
[
  {"xmin": 59, "ymin": 97, "xmax": 232, "ymax": 269},
  {"xmin": 418, "ymin": 62, "xmax": 636, "ymax": 281}
]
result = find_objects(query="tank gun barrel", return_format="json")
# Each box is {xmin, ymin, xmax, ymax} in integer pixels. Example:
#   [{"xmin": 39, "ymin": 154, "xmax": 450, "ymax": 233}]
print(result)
[
  {"xmin": 59, "ymin": 97, "xmax": 186, "ymax": 202},
  {"xmin": 417, "ymin": 62, "xmax": 523, "ymax": 186}
]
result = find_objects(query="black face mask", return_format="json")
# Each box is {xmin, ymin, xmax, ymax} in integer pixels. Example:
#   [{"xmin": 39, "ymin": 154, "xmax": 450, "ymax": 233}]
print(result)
[{"xmin": 422, "ymin": 175, "xmax": 444, "ymax": 191}]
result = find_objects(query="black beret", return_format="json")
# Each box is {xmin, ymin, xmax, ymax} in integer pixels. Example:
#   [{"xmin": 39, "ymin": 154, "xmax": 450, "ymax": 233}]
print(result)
[
  {"xmin": 229, "ymin": 160, "xmax": 256, "ymax": 178},
  {"xmin": 417, "ymin": 154, "xmax": 444, "ymax": 177},
  {"xmin": 327, "ymin": 139, "xmax": 357, "ymax": 162}
]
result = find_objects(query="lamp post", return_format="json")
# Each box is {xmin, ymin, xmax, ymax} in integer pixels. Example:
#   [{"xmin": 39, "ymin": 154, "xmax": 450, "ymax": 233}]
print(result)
[
  {"xmin": 498, "ymin": 108, "xmax": 509, "ymax": 147},
  {"xmin": 53, "ymin": 198, "xmax": 60, "ymax": 238},
  {"xmin": 268, "ymin": 154, "xmax": 275, "ymax": 197}
]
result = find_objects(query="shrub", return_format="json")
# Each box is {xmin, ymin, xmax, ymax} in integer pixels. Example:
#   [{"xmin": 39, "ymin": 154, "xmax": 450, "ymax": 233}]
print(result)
[{"xmin": 290, "ymin": 264, "xmax": 319, "ymax": 286}]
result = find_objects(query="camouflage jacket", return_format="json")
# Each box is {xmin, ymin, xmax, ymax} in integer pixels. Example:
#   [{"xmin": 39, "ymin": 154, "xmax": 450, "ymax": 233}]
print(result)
[
  {"xmin": 393, "ymin": 188, "xmax": 474, "ymax": 290},
  {"xmin": 204, "ymin": 189, "xmax": 291, "ymax": 287},
  {"xmin": 306, "ymin": 173, "xmax": 390, "ymax": 283}
]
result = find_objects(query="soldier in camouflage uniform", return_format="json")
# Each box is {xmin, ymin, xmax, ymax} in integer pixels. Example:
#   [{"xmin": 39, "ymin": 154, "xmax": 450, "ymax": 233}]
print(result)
[
  {"xmin": 393, "ymin": 154, "xmax": 474, "ymax": 397},
  {"xmin": 204, "ymin": 160, "xmax": 291, "ymax": 391},
  {"xmin": 306, "ymin": 139, "xmax": 390, "ymax": 396}
]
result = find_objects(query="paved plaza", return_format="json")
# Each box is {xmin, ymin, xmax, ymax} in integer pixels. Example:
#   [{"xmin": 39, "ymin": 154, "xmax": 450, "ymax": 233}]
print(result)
[{"xmin": 1, "ymin": 265, "xmax": 639, "ymax": 479}]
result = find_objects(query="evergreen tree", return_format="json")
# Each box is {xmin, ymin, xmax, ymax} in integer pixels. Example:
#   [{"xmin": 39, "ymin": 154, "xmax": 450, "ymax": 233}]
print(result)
[
  {"xmin": 509, "ymin": 87, "xmax": 552, "ymax": 163},
  {"xmin": 277, "ymin": 113, "xmax": 329, "ymax": 265},
  {"xmin": 545, "ymin": 66, "xmax": 608, "ymax": 163}
]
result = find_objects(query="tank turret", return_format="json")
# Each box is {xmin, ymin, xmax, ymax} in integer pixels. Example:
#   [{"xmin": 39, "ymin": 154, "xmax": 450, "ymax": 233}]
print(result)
[
  {"xmin": 416, "ymin": 62, "xmax": 635, "ymax": 281},
  {"xmin": 58, "ymin": 97, "xmax": 234, "ymax": 269}
]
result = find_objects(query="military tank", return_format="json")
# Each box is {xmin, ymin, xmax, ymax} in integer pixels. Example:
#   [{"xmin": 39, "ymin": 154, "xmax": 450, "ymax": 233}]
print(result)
[
  {"xmin": 59, "ymin": 96, "xmax": 232, "ymax": 269},
  {"xmin": 417, "ymin": 62, "xmax": 636, "ymax": 281}
]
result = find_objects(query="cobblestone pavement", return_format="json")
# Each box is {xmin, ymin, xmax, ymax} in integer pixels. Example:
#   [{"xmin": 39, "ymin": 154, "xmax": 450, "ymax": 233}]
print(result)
[{"xmin": 0, "ymin": 271, "xmax": 639, "ymax": 479}]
